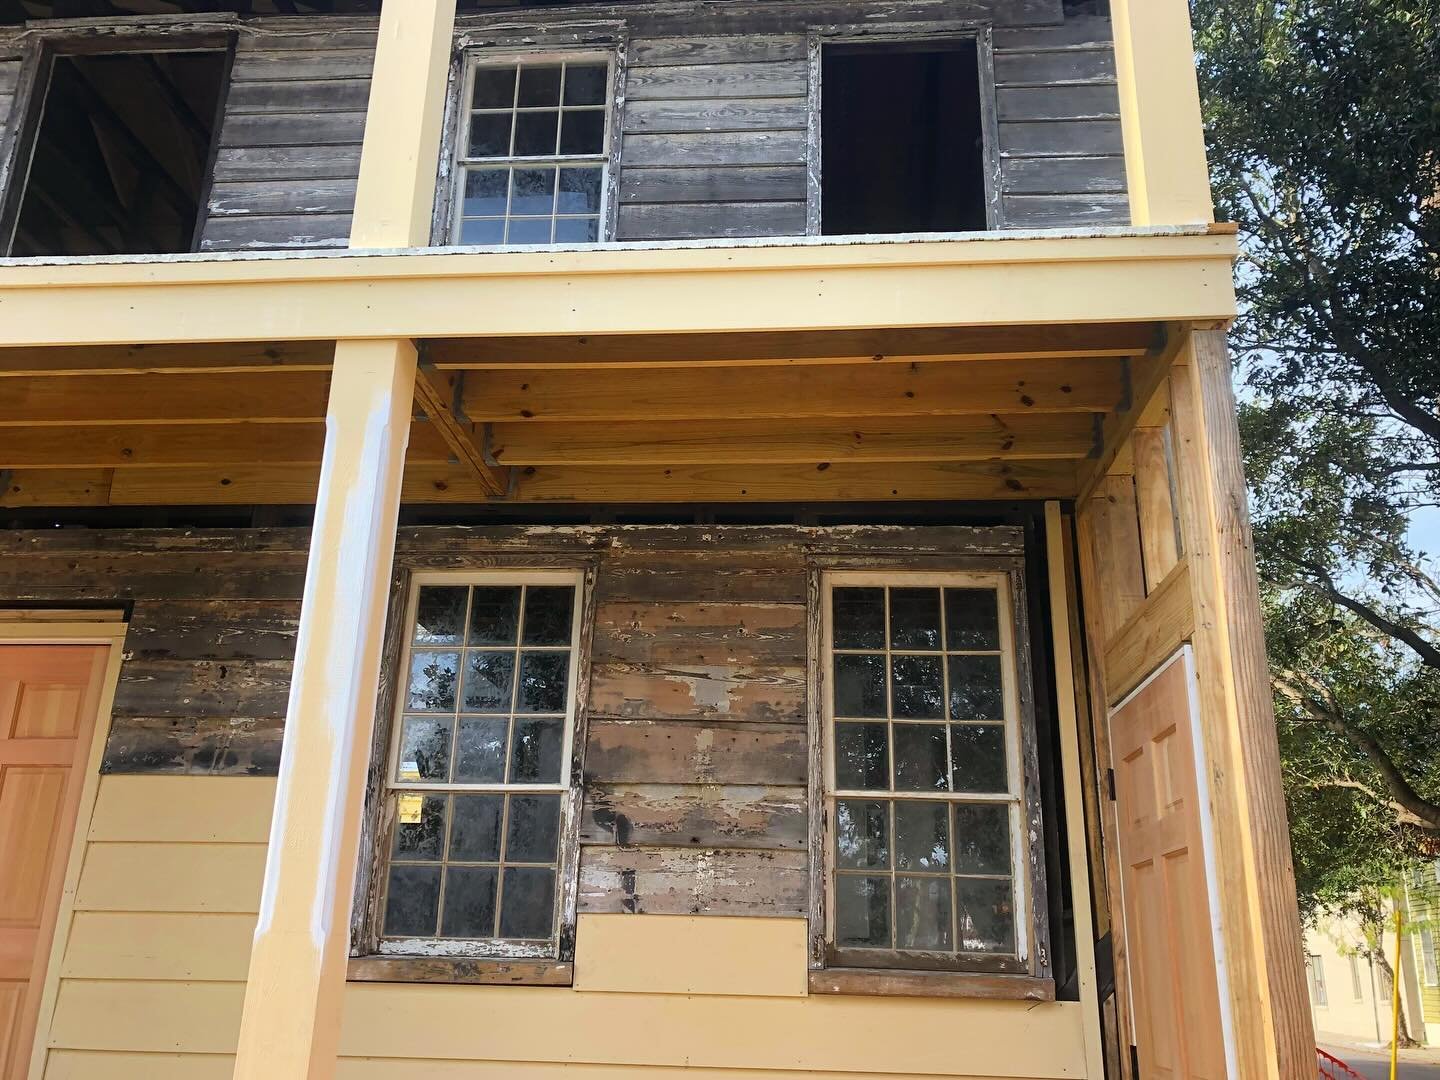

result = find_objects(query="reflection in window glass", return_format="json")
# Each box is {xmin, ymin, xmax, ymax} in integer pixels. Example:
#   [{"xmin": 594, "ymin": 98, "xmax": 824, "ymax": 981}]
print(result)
[
  {"xmin": 827, "ymin": 579, "xmax": 1022, "ymax": 966},
  {"xmin": 383, "ymin": 580, "xmax": 579, "ymax": 951},
  {"xmin": 452, "ymin": 56, "xmax": 612, "ymax": 246}
]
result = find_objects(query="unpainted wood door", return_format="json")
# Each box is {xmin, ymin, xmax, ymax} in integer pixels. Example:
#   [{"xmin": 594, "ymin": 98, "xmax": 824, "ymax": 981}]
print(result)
[
  {"xmin": 0, "ymin": 645, "xmax": 108, "ymax": 1080},
  {"xmin": 1110, "ymin": 647, "xmax": 1229, "ymax": 1079}
]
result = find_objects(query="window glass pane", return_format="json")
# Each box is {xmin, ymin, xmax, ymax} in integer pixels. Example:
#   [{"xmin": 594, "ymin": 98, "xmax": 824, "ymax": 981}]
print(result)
[
  {"xmin": 945, "ymin": 588, "xmax": 1000, "ymax": 650},
  {"xmin": 896, "ymin": 876, "xmax": 952, "ymax": 950},
  {"xmin": 833, "ymin": 587, "xmax": 886, "ymax": 649},
  {"xmin": 414, "ymin": 587, "xmax": 467, "ymax": 645},
  {"xmin": 461, "ymin": 651, "xmax": 515, "ymax": 713},
  {"xmin": 890, "ymin": 587, "xmax": 941, "ymax": 649},
  {"xmin": 553, "ymin": 217, "xmax": 599, "ymax": 243},
  {"xmin": 508, "ymin": 217, "xmax": 553, "ymax": 244},
  {"xmin": 453, "ymin": 717, "xmax": 508, "ymax": 783},
  {"xmin": 395, "ymin": 716, "xmax": 452, "ymax": 782},
  {"xmin": 835, "ymin": 722, "xmax": 888, "ymax": 790},
  {"xmin": 893, "ymin": 723, "xmax": 947, "ymax": 791},
  {"xmin": 522, "ymin": 586, "xmax": 575, "ymax": 646},
  {"xmin": 469, "ymin": 586, "xmax": 521, "ymax": 646},
  {"xmin": 440, "ymin": 865, "xmax": 497, "ymax": 937},
  {"xmin": 499, "ymin": 867, "xmax": 556, "ymax": 938},
  {"xmin": 384, "ymin": 865, "xmax": 441, "ymax": 937},
  {"xmin": 505, "ymin": 793, "xmax": 562, "ymax": 862},
  {"xmin": 894, "ymin": 800, "xmax": 949, "ymax": 871},
  {"xmin": 955, "ymin": 878, "xmax": 1014, "ymax": 954},
  {"xmin": 509, "ymin": 716, "xmax": 565, "ymax": 782},
  {"xmin": 472, "ymin": 65, "xmax": 516, "ymax": 109},
  {"xmin": 559, "ymin": 109, "xmax": 605, "ymax": 155},
  {"xmin": 517, "ymin": 652, "xmax": 569, "ymax": 714},
  {"xmin": 836, "ymin": 875, "xmax": 891, "ymax": 948},
  {"xmin": 517, "ymin": 64, "xmax": 562, "ymax": 107},
  {"xmin": 834, "ymin": 653, "xmax": 886, "ymax": 717},
  {"xmin": 468, "ymin": 112, "xmax": 512, "ymax": 157},
  {"xmin": 392, "ymin": 793, "xmax": 447, "ymax": 860},
  {"xmin": 463, "ymin": 169, "xmax": 509, "ymax": 217},
  {"xmin": 891, "ymin": 654, "xmax": 943, "ymax": 719},
  {"xmin": 514, "ymin": 110, "xmax": 560, "ymax": 156},
  {"xmin": 510, "ymin": 167, "xmax": 557, "ymax": 214},
  {"xmin": 563, "ymin": 62, "xmax": 607, "ymax": 105},
  {"xmin": 836, "ymin": 799, "xmax": 890, "ymax": 870},
  {"xmin": 459, "ymin": 218, "xmax": 505, "ymax": 245},
  {"xmin": 449, "ymin": 794, "xmax": 503, "ymax": 861},
  {"xmin": 952, "ymin": 804, "xmax": 1010, "ymax": 875},
  {"xmin": 950, "ymin": 724, "xmax": 1008, "ymax": 793},
  {"xmin": 407, "ymin": 651, "xmax": 458, "ymax": 711},
  {"xmin": 948, "ymin": 654, "xmax": 1003, "ymax": 721},
  {"xmin": 557, "ymin": 167, "xmax": 603, "ymax": 215}
]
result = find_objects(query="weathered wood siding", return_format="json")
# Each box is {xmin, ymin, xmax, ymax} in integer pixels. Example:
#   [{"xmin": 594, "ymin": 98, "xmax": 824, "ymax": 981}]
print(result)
[
  {"xmin": 0, "ymin": 523, "xmax": 1023, "ymax": 921},
  {"xmin": 199, "ymin": 18, "xmax": 375, "ymax": 251},
  {"xmin": 0, "ymin": 54, "xmax": 20, "ymax": 141}
]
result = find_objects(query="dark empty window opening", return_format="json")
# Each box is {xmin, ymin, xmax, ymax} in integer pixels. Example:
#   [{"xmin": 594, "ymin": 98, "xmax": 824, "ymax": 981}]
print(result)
[
  {"xmin": 821, "ymin": 40, "xmax": 989, "ymax": 236},
  {"xmin": 8, "ymin": 49, "xmax": 228, "ymax": 257}
]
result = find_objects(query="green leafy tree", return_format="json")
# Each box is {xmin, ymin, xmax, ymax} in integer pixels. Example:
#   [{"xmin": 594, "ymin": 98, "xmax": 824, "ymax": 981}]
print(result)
[{"xmin": 1190, "ymin": 0, "xmax": 1440, "ymax": 915}]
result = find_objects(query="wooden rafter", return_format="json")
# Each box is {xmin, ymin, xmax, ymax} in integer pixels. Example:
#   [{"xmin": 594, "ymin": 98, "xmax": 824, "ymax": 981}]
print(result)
[{"xmin": 410, "ymin": 360, "xmax": 508, "ymax": 498}]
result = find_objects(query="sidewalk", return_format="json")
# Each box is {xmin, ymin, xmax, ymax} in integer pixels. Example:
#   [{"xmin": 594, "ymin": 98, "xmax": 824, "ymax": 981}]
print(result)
[{"xmin": 1320, "ymin": 1037, "xmax": 1440, "ymax": 1080}]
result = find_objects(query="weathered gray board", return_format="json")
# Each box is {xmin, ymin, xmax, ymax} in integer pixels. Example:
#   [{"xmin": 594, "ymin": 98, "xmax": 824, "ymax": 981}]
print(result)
[
  {"xmin": 1, "ymin": 3, "xmax": 1126, "ymax": 250},
  {"xmin": 0, "ymin": 523, "xmax": 1022, "ymax": 918}
]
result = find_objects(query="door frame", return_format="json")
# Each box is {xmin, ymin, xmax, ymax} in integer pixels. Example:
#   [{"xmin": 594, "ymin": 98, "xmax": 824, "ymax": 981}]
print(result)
[
  {"xmin": 1106, "ymin": 644, "xmax": 1240, "ymax": 1079},
  {"xmin": 0, "ymin": 610, "xmax": 128, "ymax": 1080}
]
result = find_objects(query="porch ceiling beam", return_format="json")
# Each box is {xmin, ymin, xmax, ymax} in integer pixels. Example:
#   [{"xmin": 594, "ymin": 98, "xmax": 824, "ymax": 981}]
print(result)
[
  {"xmin": 425, "ymin": 322, "xmax": 1163, "ymax": 370},
  {"xmin": 0, "ymin": 341, "xmax": 335, "ymax": 376},
  {"xmin": 0, "ymin": 229, "xmax": 1238, "ymax": 348},
  {"xmin": 0, "ymin": 459, "xmax": 1081, "ymax": 507},
  {"xmin": 411, "ymin": 362, "xmax": 508, "ymax": 497}
]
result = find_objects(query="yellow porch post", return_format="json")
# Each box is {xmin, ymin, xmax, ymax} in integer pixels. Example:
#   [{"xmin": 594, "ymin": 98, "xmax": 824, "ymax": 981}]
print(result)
[
  {"xmin": 232, "ymin": 1, "xmax": 456, "ymax": 1077},
  {"xmin": 1109, "ymin": 0, "xmax": 1215, "ymax": 225}
]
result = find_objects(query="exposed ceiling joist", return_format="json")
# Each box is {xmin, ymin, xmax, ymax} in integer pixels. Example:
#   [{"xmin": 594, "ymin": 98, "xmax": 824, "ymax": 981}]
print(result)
[{"xmin": 411, "ymin": 363, "xmax": 508, "ymax": 498}]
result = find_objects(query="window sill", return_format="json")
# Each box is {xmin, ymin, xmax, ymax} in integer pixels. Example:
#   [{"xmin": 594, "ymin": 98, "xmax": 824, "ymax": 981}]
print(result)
[
  {"xmin": 347, "ymin": 955, "xmax": 573, "ymax": 987},
  {"xmin": 808, "ymin": 968, "xmax": 1055, "ymax": 1002}
]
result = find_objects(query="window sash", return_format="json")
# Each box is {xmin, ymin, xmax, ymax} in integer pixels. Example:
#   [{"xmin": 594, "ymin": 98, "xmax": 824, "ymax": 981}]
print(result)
[
  {"xmin": 448, "ymin": 50, "xmax": 616, "ymax": 247},
  {"xmin": 819, "ymin": 569, "xmax": 1035, "ymax": 974},
  {"xmin": 377, "ymin": 569, "xmax": 585, "ymax": 960}
]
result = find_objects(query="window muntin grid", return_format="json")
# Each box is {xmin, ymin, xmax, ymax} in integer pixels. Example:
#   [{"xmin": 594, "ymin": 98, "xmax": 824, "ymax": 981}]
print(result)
[
  {"xmin": 380, "ymin": 574, "xmax": 582, "ymax": 957},
  {"xmin": 823, "ymin": 573, "xmax": 1027, "ymax": 968},
  {"xmin": 451, "ymin": 54, "xmax": 613, "ymax": 246}
]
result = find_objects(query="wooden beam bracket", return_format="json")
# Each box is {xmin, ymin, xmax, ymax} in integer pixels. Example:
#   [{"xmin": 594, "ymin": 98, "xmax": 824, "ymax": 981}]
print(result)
[{"xmin": 412, "ymin": 352, "xmax": 508, "ymax": 498}]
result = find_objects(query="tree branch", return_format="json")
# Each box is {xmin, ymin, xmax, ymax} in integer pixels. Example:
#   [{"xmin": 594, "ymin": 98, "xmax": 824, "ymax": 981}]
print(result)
[{"xmin": 1285, "ymin": 556, "xmax": 1440, "ymax": 671}]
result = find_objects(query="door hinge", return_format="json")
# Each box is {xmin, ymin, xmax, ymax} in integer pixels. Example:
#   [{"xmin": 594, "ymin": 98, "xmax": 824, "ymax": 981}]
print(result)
[{"xmin": 1105, "ymin": 768, "xmax": 1116, "ymax": 801}]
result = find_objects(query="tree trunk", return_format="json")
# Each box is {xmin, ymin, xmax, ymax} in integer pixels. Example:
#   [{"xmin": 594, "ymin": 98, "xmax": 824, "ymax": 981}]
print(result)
[{"xmin": 1372, "ymin": 945, "xmax": 1419, "ymax": 1049}]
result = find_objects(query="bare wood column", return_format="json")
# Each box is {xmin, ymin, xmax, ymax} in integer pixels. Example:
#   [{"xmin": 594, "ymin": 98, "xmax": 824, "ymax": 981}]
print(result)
[
  {"xmin": 1169, "ymin": 328, "xmax": 1313, "ymax": 1078},
  {"xmin": 1109, "ymin": 0, "xmax": 1214, "ymax": 225},
  {"xmin": 233, "ymin": 2, "xmax": 456, "ymax": 1078}
]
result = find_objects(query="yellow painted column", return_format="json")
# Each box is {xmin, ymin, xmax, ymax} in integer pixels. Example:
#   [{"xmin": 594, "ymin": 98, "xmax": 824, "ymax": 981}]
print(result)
[
  {"xmin": 1109, "ymin": 0, "xmax": 1215, "ymax": 225},
  {"xmin": 233, "ymin": 2, "xmax": 455, "ymax": 1078}
]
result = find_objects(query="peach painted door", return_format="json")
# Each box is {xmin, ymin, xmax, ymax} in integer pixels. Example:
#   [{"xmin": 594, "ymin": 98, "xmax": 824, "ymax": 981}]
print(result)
[
  {"xmin": 0, "ymin": 645, "xmax": 107, "ymax": 1080},
  {"xmin": 1110, "ymin": 647, "xmax": 1230, "ymax": 1079}
]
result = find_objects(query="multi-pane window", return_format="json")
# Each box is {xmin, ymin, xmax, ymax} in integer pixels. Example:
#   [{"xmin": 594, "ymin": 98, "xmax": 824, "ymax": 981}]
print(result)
[
  {"xmin": 1347, "ymin": 954, "xmax": 1364, "ymax": 1001},
  {"xmin": 822, "ymin": 572, "xmax": 1032, "ymax": 973},
  {"xmin": 1421, "ymin": 926, "xmax": 1440, "ymax": 986},
  {"xmin": 1306, "ymin": 955, "xmax": 1328, "ymax": 1006},
  {"xmin": 450, "ymin": 54, "xmax": 613, "ymax": 246},
  {"xmin": 380, "ymin": 573, "xmax": 582, "ymax": 956}
]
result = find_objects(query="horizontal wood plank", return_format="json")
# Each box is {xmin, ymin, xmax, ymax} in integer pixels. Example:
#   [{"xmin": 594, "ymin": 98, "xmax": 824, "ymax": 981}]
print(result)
[
  {"xmin": 616, "ymin": 200, "xmax": 806, "ymax": 240},
  {"xmin": 619, "ymin": 165, "xmax": 805, "ymax": 205},
  {"xmin": 627, "ymin": 36, "xmax": 806, "ymax": 67},
  {"xmin": 624, "ymin": 96, "xmax": 806, "ymax": 134},
  {"xmin": 622, "ymin": 129, "xmax": 805, "ymax": 167},
  {"xmin": 997, "ymin": 85, "xmax": 1120, "ymax": 122},
  {"xmin": 62, "ymin": 911, "xmax": 256, "ymax": 981},
  {"xmin": 625, "ymin": 61, "xmax": 807, "ymax": 101},
  {"xmin": 208, "ymin": 178, "xmax": 358, "ymax": 217},
  {"xmin": 113, "ymin": 658, "xmax": 294, "ymax": 718},
  {"xmin": 202, "ymin": 213, "xmax": 351, "ymax": 251},
  {"xmin": 1103, "ymin": 559, "xmax": 1195, "ymax": 703},
  {"xmin": 1001, "ymin": 155, "xmax": 1127, "ymax": 196},
  {"xmin": 588, "ymin": 658, "xmax": 804, "ymax": 723},
  {"xmin": 994, "ymin": 48, "xmax": 1116, "ymax": 86},
  {"xmin": 0, "ymin": 372, "xmax": 331, "ymax": 425},
  {"xmin": 102, "ymin": 715, "xmax": 285, "ymax": 776},
  {"xmin": 0, "ymin": 340, "xmax": 335, "ymax": 377},
  {"xmin": 76, "ymin": 843, "xmax": 266, "ymax": 913},
  {"xmin": 1003, "ymin": 194, "xmax": 1130, "ymax": 228},
  {"xmin": 999, "ymin": 119, "xmax": 1125, "ymax": 157},
  {"xmin": 578, "ymin": 846, "xmax": 808, "ymax": 916},
  {"xmin": 593, "ymin": 600, "xmax": 805, "ymax": 665},
  {"xmin": 584, "ymin": 720, "xmax": 807, "ymax": 785},
  {"xmin": 218, "ymin": 110, "xmax": 367, "ymax": 148},
  {"xmin": 581, "ymin": 784, "xmax": 807, "ymax": 849},
  {"xmin": 212, "ymin": 144, "xmax": 362, "ymax": 182},
  {"xmin": 88, "ymin": 775, "xmax": 275, "ymax": 843},
  {"xmin": 229, "ymin": 47, "xmax": 376, "ymax": 82},
  {"xmin": 224, "ymin": 77, "xmax": 371, "ymax": 114}
]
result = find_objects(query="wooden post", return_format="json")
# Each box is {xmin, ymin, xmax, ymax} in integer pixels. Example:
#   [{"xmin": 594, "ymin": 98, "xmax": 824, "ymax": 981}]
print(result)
[
  {"xmin": 233, "ymin": 2, "xmax": 454, "ymax": 1077},
  {"xmin": 1169, "ymin": 328, "xmax": 1313, "ymax": 1078},
  {"xmin": 1109, "ymin": 0, "xmax": 1215, "ymax": 225}
]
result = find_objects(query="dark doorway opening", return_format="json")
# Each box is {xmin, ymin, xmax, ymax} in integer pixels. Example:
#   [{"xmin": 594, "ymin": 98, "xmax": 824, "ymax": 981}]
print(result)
[
  {"xmin": 820, "ymin": 40, "xmax": 990, "ymax": 236},
  {"xmin": 8, "ymin": 49, "xmax": 229, "ymax": 257}
]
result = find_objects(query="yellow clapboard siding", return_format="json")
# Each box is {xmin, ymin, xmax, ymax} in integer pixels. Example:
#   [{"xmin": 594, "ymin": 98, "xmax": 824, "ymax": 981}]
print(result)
[
  {"xmin": 88, "ymin": 777, "xmax": 275, "ymax": 844},
  {"xmin": 573, "ymin": 914, "xmax": 807, "ymax": 998},
  {"xmin": 75, "ymin": 843, "xmax": 266, "ymax": 914},
  {"xmin": 339, "ymin": 985, "xmax": 1086, "ymax": 1078},
  {"xmin": 47, "ymin": 981, "xmax": 244, "ymax": 1054},
  {"xmin": 61, "ymin": 912, "xmax": 255, "ymax": 981},
  {"xmin": 45, "ymin": 1050, "xmax": 236, "ymax": 1080}
]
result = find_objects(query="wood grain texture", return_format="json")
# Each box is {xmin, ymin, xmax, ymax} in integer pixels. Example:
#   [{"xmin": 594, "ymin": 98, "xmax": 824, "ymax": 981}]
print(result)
[
  {"xmin": 1101, "ymin": 560, "xmax": 1193, "ymax": 704},
  {"xmin": 580, "ymin": 784, "xmax": 807, "ymax": 849},
  {"xmin": 578, "ymin": 846, "xmax": 808, "ymax": 916},
  {"xmin": 584, "ymin": 721, "xmax": 807, "ymax": 785}
]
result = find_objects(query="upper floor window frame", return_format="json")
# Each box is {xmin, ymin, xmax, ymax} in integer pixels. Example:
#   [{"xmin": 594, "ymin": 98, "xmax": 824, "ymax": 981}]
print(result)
[
  {"xmin": 809, "ymin": 564, "xmax": 1050, "ymax": 988},
  {"xmin": 435, "ymin": 44, "xmax": 624, "ymax": 248},
  {"xmin": 804, "ymin": 23, "xmax": 1004, "ymax": 237}
]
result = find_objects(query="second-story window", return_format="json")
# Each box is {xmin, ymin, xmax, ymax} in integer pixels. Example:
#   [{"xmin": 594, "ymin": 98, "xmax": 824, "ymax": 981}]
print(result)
[{"xmin": 450, "ymin": 53, "xmax": 614, "ymax": 246}]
